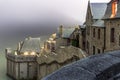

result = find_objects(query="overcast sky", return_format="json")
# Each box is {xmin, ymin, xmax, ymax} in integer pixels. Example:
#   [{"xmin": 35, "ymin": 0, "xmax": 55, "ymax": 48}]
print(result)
[{"xmin": 0, "ymin": 0, "xmax": 111, "ymax": 36}]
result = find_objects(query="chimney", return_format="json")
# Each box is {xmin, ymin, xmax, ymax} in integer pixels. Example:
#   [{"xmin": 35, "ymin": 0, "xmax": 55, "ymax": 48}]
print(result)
[
  {"xmin": 110, "ymin": 0, "xmax": 118, "ymax": 18},
  {"xmin": 59, "ymin": 25, "xmax": 63, "ymax": 37},
  {"xmin": 18, "ymin": 42, "xmax": 21, "ymax": 51}
]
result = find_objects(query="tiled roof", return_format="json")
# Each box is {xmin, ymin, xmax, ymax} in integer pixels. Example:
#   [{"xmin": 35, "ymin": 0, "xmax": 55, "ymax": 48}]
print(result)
[
  {"xmin": 20, "ymin": 37, "xmax": 41, "ymax": 52},
  {"xmin": 92, "ymin": 20, "xmax": 105, "ymax": 27},
  {"xmin": 91, "ymin": 3, "xmax": 107, "ymax": 19}
]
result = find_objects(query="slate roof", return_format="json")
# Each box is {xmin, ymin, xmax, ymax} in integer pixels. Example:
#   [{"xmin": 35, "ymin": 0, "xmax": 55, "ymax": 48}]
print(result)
[
  {"xmin": 62, "ymin": 28, "xmax": 75, "ymax": 38},
  {"xmin": 43, "ymin": 50, "xmax": 120, "ymax": 80},
  {"xmin": 103, "ymin": 1, "xmax": 112, "ymax": 19},
  {"xmin": 91, "ymin": 3, "xmax": 107, "ymax": 19},
  {"xmin": 20, "ymin": 37, "xmax": 41, "ymax": 52},
  {"xmin": 115, "ymin": 1, "xmax": 120, "ymax": 18},
  {"xmin": 92, "ymin": 20, "xmax": 105, "ymax": 27}
]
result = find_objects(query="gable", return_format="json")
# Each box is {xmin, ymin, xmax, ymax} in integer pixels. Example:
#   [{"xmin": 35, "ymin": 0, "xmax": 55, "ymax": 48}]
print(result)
[{"xmin": 85, "ymin": 1, "xmax": 93, "ymax": 24}]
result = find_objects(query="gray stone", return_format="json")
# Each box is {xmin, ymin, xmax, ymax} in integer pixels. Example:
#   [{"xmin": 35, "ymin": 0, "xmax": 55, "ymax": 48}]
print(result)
[{"xmin": 43, "ymin": 50, "xmax": 120, "ymax": 80}]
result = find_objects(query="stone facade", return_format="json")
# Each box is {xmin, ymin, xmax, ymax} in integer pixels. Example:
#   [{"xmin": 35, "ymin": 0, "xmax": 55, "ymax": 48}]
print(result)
[
  {"xmin": 83, "ymin": 0, "xmax": 120, "ymax": 55},
  {"xmin": 79, "ymin": 25, "xmax": 86, "ymax": 50},
  {"xmin": 91, "ymin": 26, "xmax": 105, "ymax": 54},
  {"xmin": 104, "ymin": 19, "xmax": 120, "ymax": 51},
  {"xmin": 70, "ymin": 27, "xmax": 80, "ymax": 47},
  {"xmin": 37, "ymin": 46, "xmax": 87, "ymax": 80},
  {"xmin": 85, "ymin": 2, "xmax": 107, "ymax": 55},
  {"xmin": 55, "ymin": 26, "xmax": 75, "ymax": 48},
  {"xmin": 6, "ymin": 50, "xmax": 37, "ymax": 80},
  {"xmin": 85, "ymin": 2, "xmax": 93, "ymax": 55},
  {"xmin": 56, "ymin": 38, "xmax": 69, "ymax": 48},
  {"xmin": 103, "ymin": 0, "xmax": 120, "ymax": 51}
]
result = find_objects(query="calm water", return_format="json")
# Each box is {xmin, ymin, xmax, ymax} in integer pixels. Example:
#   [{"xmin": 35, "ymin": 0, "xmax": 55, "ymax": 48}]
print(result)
[{"xmin": 0, "ymin": 35, "xmax": 49, "ymax": 80}]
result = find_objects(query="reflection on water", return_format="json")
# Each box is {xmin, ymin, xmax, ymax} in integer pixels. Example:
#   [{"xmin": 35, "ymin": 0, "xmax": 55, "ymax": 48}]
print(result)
[{"xmin": 0, "ymin": 35, "xmax": 49, "ymax": 80}]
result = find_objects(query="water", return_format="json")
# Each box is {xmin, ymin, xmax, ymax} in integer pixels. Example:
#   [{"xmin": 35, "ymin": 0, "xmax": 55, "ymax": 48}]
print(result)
[{"xmin": 0, "ymin": 35, "xmax": 49, "ymax": 80}]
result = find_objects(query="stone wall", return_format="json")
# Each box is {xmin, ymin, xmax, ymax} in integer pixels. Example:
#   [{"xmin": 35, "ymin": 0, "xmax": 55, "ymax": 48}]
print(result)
[
  {"xmin": 79, "ymin": 29, "xmax": 86, "ymax": 50},
  {"xmin": 105, "ymin": 19, "xmax": 120, "ymax": 51},
  {"xmin": 85, "ymin": 2, "xmax": 93, "ymax": 55},
  {"xmin": 43, "ymin": 50, "xmax": 120, "ymax": 80},
  {"xmin": 91, "ymin": 26, "xmax": 105, "ymax": 54},
  {"xmin": 37, "ymin": 56, "xmax": 81, "ymax": 80},
  {"xmin": 56, "ymin": 38, "xmax": 69, "ymax": 48},
  {"xmin": 6, "ymin": 53, "xmax": 37, "ymax": 80}
]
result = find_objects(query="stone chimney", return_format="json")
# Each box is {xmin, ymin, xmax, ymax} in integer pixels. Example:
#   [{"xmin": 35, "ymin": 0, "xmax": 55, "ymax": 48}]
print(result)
[{"xmin": 59, "ymin": 25, "xmax": 63, "ymax": 37}]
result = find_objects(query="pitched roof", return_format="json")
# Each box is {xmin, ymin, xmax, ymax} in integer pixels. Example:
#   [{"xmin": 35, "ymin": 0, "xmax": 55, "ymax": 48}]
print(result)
[
  {"xmin": 37, "ymin": 46, "xmax": 87, "ymax": 64},
  {"xmin": 92, "ymin": 20, "xmax": 105, "ymax": 27},
  {"xmin": 90, "ymin": 3, "xmax": 107, "ymax": 19},
  {"xmin": 103, "ymin": 1, "xmax": 112, "ymax": 19},
  {"xmin": 115, "ymin": 1, "xmax": 120, "ymax": 18},
  {"xmin": 62, "ymin": 28, "xmax": 75, "ymax": 38},
  {"xmin": 20, "ymin": 37, "xmax": 41, "ymax": 52}
]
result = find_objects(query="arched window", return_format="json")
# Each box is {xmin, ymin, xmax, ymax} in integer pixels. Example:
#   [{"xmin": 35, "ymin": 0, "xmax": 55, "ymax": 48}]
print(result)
[
  {"xmin": 110, "ymin": 28, "xmax": 115, "ymax": 42},
  {"xmin": 93, "ymin": 28, "xmax": 95, "ymax": 37},
  {"xmin": 98, "ymin": 29, "xmax": 100, "ymax": 39},
  {"xmin": 119, "ymin": 35, "xmax": 120, "ymax": 46}
]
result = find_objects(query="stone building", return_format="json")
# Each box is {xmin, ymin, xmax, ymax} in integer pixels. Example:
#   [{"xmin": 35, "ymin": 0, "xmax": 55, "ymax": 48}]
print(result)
[
  {"xmin": 79, "ymin": 25, "xmax": 86, "ymax": 50},
  {"xmin": 44, "ymin": 37, "xmax": 56, "ymax": 52},
  {"xmin": 6, "ymin": 36, "xmax": 87, "ymax": 80},
  {"xmin": 69, "ymin": 25, "xmax": 86, "ymax": 49},
  {"xmin": 37, "ymin": 46, "xmax": 87, "ymax": 80},
  {"xmin": 56, "ymin": 25, "xmax": 75, "ymax": 48},
  {"xmin": 69, "ymin": 26, "xmax": 80, "ymax": 47},
  {"xmin": 91, "ymin": 20, "xmax": 106, "ymax": 54},
  {"xmin": 6, "ymin": 37, "xmax": 41, "ymax": 80},
  {"xmin": 103, "ymin": 0, "xmax": 120, "ymax": 51},
  {"xmin": 85, "ymin": 2, "xmax": 107, "ymax": 55}
]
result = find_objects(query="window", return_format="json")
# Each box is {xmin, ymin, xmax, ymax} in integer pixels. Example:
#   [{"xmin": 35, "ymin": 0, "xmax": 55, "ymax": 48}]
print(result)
[
  {"xmin": 119, "ymin": 35, "xmax": 120, "ymax": 46},
  {"xmin": 93, "ymin": 28, "xmax": 95, "ymax": 37},
  {"xmin": 98, "ymin": 49, "xmax": 100, "ymax": 54},
  {"xmin": 87, "ymin": 41, "xmax": 89, "ymax": 49},
  {"xmin": 87, "ymin": 26, "xmax": 90, "ymax": 35},
  {"xmin": 98, "ymin": 29, "xmax": 100, "ymax": 39},
  {"xmin": 110, "ymin": 28, "xmax": 115, "ymax": 42},
  {"xmin": 93, "ymin": 46, "xmax": 95, "ymax": 55},
  {"xmin": 87, "ymin": 41, "xmax": 89, "ymax": 54}
]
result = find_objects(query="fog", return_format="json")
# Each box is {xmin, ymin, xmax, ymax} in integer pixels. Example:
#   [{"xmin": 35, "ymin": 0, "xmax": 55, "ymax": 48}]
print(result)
[{"xmin": 0, "ymin": 0, "xmax": 110, "ymax": 39}]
